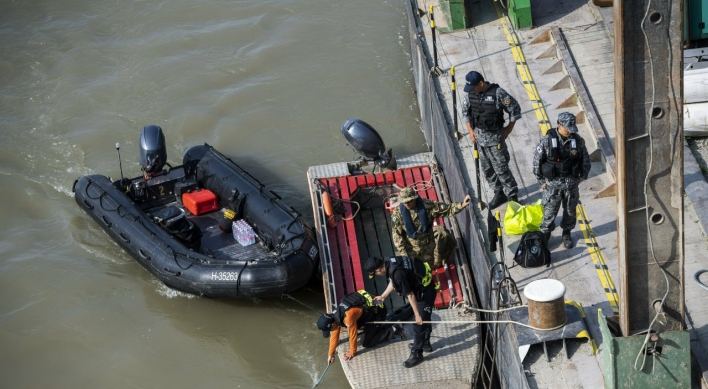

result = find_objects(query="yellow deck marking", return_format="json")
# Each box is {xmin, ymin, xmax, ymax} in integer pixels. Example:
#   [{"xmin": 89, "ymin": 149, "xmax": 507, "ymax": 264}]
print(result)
[
  {"xmin": 494, "ymin": 6, "xmax": 619, "ymax": 315},
  {"xmin": 577, "ymin": 203, "xmax": 620, "ymax": 314},
  {"xmin": 495, "ymin": 5, "xmax": 551, "ymax": 135},
  {"xmin": 565, "ymin": 299, "xmax": 598, "ymax": 354}
]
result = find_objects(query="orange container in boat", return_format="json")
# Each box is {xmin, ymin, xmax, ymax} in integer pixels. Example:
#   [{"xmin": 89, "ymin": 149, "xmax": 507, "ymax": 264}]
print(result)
[{"xmin": 182, "ymin": 189, "xmax": 218, "ymax": 215}]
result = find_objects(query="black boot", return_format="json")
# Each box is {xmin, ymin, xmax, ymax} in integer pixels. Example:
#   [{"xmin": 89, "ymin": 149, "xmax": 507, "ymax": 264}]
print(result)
[
  {"xmin": 509, "ymin": 195, "xmax": 519, "ymax": 203},
  {"xmin": 542, "ymin": 231, "xmax": 551, "ymax": 247},
  {"xmin": 403, "ymin": 350, "xmax": 423, "ymax": 368},
  {"xmin": 488, "ymin": 191, "xmax": 508, "ymax": 209},
  {"xmin": 562, "ymin": 230, "xmax": 573, "ymax": 249}
]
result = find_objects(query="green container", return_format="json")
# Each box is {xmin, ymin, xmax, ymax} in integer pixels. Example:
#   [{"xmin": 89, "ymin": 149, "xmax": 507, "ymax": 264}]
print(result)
[
  {"xmin": 508, "ymin": 0, "xmax": 532, "ymax": 30},
  {"xmin": 686, "ymin": 0, "xmax": 708, "ymax": 42},
  {"xmin": 439, "ymin": 0, "xmax": 471, "ymax": 32},
  {"xmin": 598, "ymin": 312, "xmax": 691, "ymax": 388}
]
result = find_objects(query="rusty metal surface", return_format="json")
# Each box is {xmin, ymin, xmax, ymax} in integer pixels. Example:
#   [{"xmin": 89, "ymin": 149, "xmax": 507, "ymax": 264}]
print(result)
[
  {"xmin": 614, "ymin": 0, "xmax": 685, "ymax": 335},
  {"xmin": 527, "ymin": 299, "xmax": 567, "ymax": 330}
]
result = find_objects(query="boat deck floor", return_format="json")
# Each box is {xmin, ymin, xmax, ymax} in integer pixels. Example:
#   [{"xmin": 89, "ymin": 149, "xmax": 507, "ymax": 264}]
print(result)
[
  {"xmin": 336, "ymin": 308, "xmax": 480, "ymax": 389},
  {"xmin": 423, "ymin": 0, "xmax": 708, "ymax": 386},
  {"xmin": 312, "ymin": 156, "xmax": 466, "ymax": 309},
  {"xmin": 150, "ymin": 201, "xmax": 276, "ymax": 262}
]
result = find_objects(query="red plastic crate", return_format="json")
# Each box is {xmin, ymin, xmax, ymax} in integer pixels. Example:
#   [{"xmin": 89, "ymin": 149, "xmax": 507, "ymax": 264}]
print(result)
[{"xmin": 182, "ymin": 189, "xmax": 218, "ymax": 215}]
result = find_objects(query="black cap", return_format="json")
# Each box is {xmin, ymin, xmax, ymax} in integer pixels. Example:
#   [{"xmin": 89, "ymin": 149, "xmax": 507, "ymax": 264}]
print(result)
[
  {"xmin": 317, "ymin": 314, "xmax": 335, "ymax": 338},
  {"xmin": 364, "ymin": 257, "xmax": 384, "ymax": 278},
  {"xmin": 557, "ymin": 112, "xmax": 579, "ymax": 133},
  {"xmin": 463, "ymin": 71, "xmax": 484, "ymax": 92}
]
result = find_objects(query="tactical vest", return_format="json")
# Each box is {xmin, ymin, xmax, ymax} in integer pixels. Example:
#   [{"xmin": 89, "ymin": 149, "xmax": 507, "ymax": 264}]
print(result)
[
  {"xmin": 384, "ymin": 256, "xmax": 433, "ymax": 295},
  {"xmin": 541, "ymin": 128, "xmax": 583, "ymax": 179},
  {"xmin": 468, "ymin": 83, "xmax": 504, "ymax": 131},
  {"xmin": 399, "ymin": 197, "xmax": 430, "ymax": 238},
  {"xmin": 332, "ymin": 290, "xmax": 377, "ymax": 327}
]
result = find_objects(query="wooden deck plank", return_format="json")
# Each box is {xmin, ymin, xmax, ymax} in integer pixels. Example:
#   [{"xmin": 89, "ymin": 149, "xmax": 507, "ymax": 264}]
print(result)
[
  {"xmin": 411, "ymin": 166, "xmax": 430, "ymax": 199},
  {"xmin": 358, "ymin": 209, "xmax": 389, "ymax": 292},
  {"xmin": 320, "ymin": 179, "xmax": 346, "ymax": 301},
  {"xmin": 433, "ymin": 265, "xmax": 465, "ymax": 308},
  {"xmin": 358, "ymin": 208, "xmax": 406, "ymax": 309},
  {"xmin": 342, "ymin": 176, "xmax": 365, "ymax": 291},
  {"xmin": 433, "ymin": 267, "xmax": 449, "ymax": 307},
  {"xmin": 373, "ymin": 203, "xmax": 408, "ymax": 309},
  {"xmin": 374, "ymin": 171, "xmax": 385, "ymax": 186},
  {"xmin": 393, "ymin": 168, "xmax": 406, "ymax": 191},
  {"xmin": 447, "ymin": 264, "xmax": 464, "ymax": 304},
  {"xmin": 356, "ymin": 174, "xmax": 367, "ymax": 189},
  {"xmin": 366, "ymin": 172, "xmax": 376, "ymax": 188},
  {"xmin": 328, "ymin": 178, "xmax": 356, "ymax": 295},
  {"xmin": 355, "ymin": 209, "xmax": 381, "ymax": 297},
  {"xmin": 372, "ymin": 207, "xmax": 396, "ymax": 261},
  {"xmin": 383, "ymin": 170, "xmax": 395, "ymax": 184},
  {"xmin": 402, "ymin": 168, "xmax": 417, "ymax": 200},
  {"xmin": 420, "ymin": 166, "xmax": 445, "ymax": 227},
  {"xmin": 420, "ymin": 166, "xmax": 438, "ymax": 201}
]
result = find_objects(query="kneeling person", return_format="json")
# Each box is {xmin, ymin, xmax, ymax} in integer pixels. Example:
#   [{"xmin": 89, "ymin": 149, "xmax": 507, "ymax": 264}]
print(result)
[{"xmin": 317, "ymin": 290, "xmax": 403, "ymax": 365}]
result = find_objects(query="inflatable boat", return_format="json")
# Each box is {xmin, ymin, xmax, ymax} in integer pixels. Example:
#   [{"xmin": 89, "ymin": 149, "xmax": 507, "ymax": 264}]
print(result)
[{"xmin": 73, "ymin": 126, "xmax": 318, "ymax": 298}]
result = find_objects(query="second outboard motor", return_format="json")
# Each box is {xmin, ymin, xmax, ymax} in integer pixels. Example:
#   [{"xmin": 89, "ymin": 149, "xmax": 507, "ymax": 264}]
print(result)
[
  {"xmin": 139, "ymin": 125, "xmax": 167, "ymax": 177},
  {"xmin": 341, "ymin": 118, "xmax": 396, "ymax": 170}
]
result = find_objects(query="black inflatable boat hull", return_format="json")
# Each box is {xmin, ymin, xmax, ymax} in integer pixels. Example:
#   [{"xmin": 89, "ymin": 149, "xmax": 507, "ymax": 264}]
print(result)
[{"xmin": 73, "ymin": 145, "xmax": 318, "ymax": 298}]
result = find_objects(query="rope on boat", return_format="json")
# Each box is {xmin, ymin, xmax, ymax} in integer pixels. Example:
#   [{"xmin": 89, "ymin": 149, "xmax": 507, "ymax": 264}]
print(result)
[
  {"xmin": 83, "ymin": 177, "xmax": 206, "ymax": 266},
  {"xmin": 281, "ymin": 293, "xmax": 326, "ymax": 316},
  {"xmin": 313, "ymin": 179, "xmax": 361, "ymax": 222},
  {"xmin": 369, "ymin": 318, "xmax": 564, "ymax": 331}
]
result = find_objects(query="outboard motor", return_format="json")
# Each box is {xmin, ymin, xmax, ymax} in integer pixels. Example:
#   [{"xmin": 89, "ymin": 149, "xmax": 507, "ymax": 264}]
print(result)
[
  {"xmin": 139, "ymin": 125, "xmax": 167, "ymax": 177},
  {"xmin": 341, "ymin": 118, "xmax": 396, "ymax": 172}
]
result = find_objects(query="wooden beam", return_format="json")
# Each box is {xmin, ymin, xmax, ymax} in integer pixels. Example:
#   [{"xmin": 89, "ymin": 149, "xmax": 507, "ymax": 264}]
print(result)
[
  {"xmin": 551, "ymin": 27, "xmax": 616, "ymax": 181},
  {"xmin": 614, "ymin": 0, "xmax": 684, "ymax": 336}
]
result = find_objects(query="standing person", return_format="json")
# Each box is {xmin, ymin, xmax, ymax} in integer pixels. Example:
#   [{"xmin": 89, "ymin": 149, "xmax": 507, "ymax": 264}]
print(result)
[
  {"xmin": 317, "ymin": 290, "xmax": 404, "ymax": 365},
  {"xmin": 462, "ymin": 70, "xmax": 522, "ymax": 209},
  {"xmin": 391, "ymin": 186, "xmax": 471, "ymax": 268},
  {"xmin": 365, "ymin": 256, "xmax": 437, "ymax": 368},
  {"xmin": 532, "ymin": 112, "xmax": 591, "ymax": 249}
]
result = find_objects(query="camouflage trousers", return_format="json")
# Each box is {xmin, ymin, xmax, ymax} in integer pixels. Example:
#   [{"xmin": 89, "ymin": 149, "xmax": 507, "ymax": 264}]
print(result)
[
  {"xmin": 478, "ymin": 142, "xmax": 518, "ymax": 198},
  {"xmin": 406, "ymin": 226, "xmax": 457, "ymax": 268},
  {"xmin": 540, "ymin": 179, "xmax": 580, "ymax": 233}
]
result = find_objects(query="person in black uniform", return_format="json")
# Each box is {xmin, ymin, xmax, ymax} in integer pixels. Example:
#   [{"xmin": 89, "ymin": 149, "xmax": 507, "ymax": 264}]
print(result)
[
  {"xmin": 532, "ymin": 112, "xmax": 591, "ymax": 248},
  {"xmin": 462, "ymin": 71, "xmax": 522, "ymax": 209},
  {"xmin": 316, "ymin": 290, "xmax": 404, "ymax": 365},
  {"xmin": 365, "ymin": 256, "xmax": 437, "ymax": 368}
]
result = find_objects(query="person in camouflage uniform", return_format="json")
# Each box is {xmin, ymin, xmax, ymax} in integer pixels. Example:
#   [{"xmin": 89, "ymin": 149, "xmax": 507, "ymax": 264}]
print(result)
[
  {"xmin": 532, "ymin": 112, "xmax": 591, "ymax": 249},
  {"xmin": 391, "ymin": 186, "xmax": 471, "ymax": 268},
  {"xmin": 462, "ymin": 71, "xmax": 522, "ymax": 209}
]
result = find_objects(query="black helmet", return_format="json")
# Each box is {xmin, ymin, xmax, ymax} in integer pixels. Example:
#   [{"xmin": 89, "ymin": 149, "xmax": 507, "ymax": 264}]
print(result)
[{"xmin": 139, "ymin": 125, "xmax": 166, "ymax": 175}]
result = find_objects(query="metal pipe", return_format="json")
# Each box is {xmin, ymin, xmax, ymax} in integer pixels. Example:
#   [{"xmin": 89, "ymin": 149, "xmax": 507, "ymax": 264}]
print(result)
[
  {"xmin": 429, "ymin": 5, "xmax": 439, "ymax": 70},
  {"xmin": 451, "ymin": 66, "xmax": 458, "ymax": 137}
]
